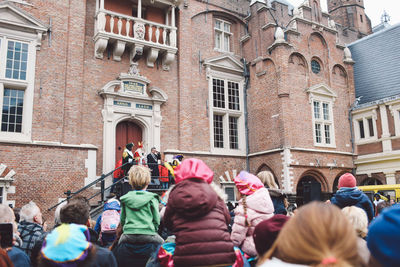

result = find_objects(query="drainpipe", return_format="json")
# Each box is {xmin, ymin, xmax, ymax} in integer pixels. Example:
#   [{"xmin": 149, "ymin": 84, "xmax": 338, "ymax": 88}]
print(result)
[
  {"xmin": 242, "ymin": 58, "xmax": 250, "ymax": 171},
  {"xmin": 349, "ymin": 96, "xmax": 362, "ymax": 175}
]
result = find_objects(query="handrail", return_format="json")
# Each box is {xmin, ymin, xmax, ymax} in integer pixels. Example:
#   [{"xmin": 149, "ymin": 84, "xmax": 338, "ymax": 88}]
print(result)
[
  {"xmin": 47, "ymin": 161, "xmax": 168, "ymax": 212},
  {"xmin": 47, "ymin": 161, "xmax": 130, "ymax": 212}
]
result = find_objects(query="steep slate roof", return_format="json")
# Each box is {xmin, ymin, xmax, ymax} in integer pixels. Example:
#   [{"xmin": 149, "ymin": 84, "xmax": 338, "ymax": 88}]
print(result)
[{"xmin": 348, "ymin": 23, "xmax": 400, "ymax": 105}]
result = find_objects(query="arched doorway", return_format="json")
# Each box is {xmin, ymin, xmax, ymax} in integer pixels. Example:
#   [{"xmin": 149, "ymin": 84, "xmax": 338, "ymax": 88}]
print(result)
[
  {"xmin": 296, "ymin": 171, "xmax": 327, "ymax": 206},
  {"xmin": 115, "ymin": 121, "xmax": 143, "ymax": 163}
]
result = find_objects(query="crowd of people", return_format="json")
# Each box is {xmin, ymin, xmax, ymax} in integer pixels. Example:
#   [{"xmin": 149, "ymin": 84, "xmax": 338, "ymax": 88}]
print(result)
[
  {"xmin": 111, "ymin": 143, "xmax": 183, "ymax": 197},
  {"xmin": 1, "ymin": 158, "xmax": 399, "ymax": 267}
]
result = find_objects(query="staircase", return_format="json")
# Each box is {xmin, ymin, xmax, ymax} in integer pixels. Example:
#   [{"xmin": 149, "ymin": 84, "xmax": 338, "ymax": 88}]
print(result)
[{"xmin": 48, "ymin": 162, "xmax": 170, "ymax": 219}]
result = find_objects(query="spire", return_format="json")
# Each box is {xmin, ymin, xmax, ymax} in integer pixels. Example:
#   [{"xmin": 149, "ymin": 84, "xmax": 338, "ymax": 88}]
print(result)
[{"xmin": 381, "ymin": 10, "xmax": 391, "ymax": 24}]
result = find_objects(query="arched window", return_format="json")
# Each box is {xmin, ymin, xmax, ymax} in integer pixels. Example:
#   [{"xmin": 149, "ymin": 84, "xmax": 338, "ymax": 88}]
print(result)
[{"xmin": 313, "ymin": 1, "xmax": 321, "ymax": 22}]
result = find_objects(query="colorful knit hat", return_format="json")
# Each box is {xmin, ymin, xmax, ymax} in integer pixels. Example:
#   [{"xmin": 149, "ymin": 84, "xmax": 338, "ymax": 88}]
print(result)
[
  {"xmin": 174, "ymin": 158, "xmax": 214, "ymax": 184},
  {"xmin": 41, "ymin": 224, "xmax": 92, "ymax": 266},
  {"xmin": 338, "ymin": 173, "xmax": 357, "ymax": 188},
  {"xmin": 234, "ymin": 171, "xmax": 264, "ymax": 196}
]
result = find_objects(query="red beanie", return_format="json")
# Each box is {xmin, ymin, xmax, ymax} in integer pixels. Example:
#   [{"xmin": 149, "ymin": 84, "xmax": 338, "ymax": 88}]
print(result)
[
  {"xmin": 338, "ymin": 173, "xmax": 356, "ymax": 188},
  {"xmin": 253, "ymin": 215, "xmax": 290, "ymax": 256}
]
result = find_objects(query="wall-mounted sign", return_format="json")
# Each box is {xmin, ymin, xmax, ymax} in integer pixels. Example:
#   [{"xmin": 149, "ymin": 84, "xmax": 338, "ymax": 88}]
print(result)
[
  {"xmin": 114, "ymin": 100, "xmax": 131, "ymax": 107},
  {"xmin": 123, "ymin": 81, "xmax": 145, "ymax": 94},
  {"xmin": 136, "ymin": 103, "xmax": 153, "ymax": 110}
]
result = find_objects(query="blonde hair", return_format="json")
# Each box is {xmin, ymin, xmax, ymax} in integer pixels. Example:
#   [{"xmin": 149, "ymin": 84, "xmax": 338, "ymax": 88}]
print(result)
[
  {"xmin": 128, "ymin": 165, "xmax": 151, "ymax": 190},
  {"xmin": 342, "ymin": 206, "xmax": 368, "ymax": 238},
  {"xmin": 242, "ymin": 195, "xmax": 250, "ymax": 227},
  {"xmin": 261, "ymin": 202, "xmax": 360, "ymax": 267},
  {"xmin": 257, "ymin": 171, "xmax": 278, "ymax": 189}
]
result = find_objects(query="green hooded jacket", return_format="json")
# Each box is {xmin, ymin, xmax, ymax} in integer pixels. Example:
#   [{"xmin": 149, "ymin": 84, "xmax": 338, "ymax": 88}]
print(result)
[{"xmin": 120, "ymin": 190, "xmax": 160, "ymax": 235}]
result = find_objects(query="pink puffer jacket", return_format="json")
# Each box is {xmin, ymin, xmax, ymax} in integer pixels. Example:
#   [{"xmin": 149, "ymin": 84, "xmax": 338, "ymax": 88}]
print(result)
[{"xmin": 231, "ymin": 187, "xmax": 274, "ymax": 256}]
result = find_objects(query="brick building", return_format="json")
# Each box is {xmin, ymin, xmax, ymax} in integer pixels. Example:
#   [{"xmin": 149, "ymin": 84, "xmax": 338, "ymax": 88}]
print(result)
[
  {"xmin": 0, "ymin": 0, "xmax": 372, "ymax": 212},
  {"xmin": 349, "ymin": 23, "xmax": 400, "ymax": 186}
]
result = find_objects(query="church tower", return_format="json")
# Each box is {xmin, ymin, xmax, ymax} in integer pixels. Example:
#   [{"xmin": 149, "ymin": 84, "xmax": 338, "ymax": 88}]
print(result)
[{"xmin": 327, "ymin": 0, "xmax": 372, "ymax": 37}]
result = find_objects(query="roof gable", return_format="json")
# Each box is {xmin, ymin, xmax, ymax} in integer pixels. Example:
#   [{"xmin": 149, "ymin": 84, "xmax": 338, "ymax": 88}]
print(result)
[
  {"xmin": 0, "ymin": 1, "xmax": 47, "ymax": 33},
  {"xmin": 306, "ymin": 83, "xmax": 337, "ymax": 101},
  {"xmin": 203, "ymin": 54, "xmax": 244, "ymax": 75}
]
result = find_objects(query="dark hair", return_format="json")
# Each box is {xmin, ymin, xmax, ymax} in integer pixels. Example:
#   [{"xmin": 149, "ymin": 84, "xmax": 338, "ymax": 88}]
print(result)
[
  {"xmin": 376, "ymin": 201, "xmax": 391, "ymax": 215},
  {"xmin": 227, "ymin": 202, "xmax": 235, "ymax": 212},
  {"xmin": 13, "ymin": 208, "xmax": 20, "ymax": 223},
  {"xmin": 60, "ymin": 196, "xmax": 90, "ymax": 225},
  {"xmin": 126, "ymin": 143, "xmax": 134, "ymax": 150},
  {"xmin": 38, "ymin": 245, "xmax": 96, "ymax": 267}
]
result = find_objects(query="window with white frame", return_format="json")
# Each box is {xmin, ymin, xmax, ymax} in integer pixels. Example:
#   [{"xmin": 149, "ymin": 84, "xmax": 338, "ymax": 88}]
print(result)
[
  {"xmin": 0, "ymin": 35, "xmax": 36, "ymax": 142},
  {"xmin": 312, "ymin": 100, "xmax": 334, "ymax": 146},
  {"xmin": 214, "ymin": 19, "xmax": 231, "ymax": 52},
  {"xmin": 353, "ymin": 109, "xmax": 377, "ymax": 143},
  {"xmin": 357, "ymin": 117, "xmax": 374, "ymax": 139},
  {"xmin": 210, "ymin": 77, "xmax": 243, "ymax": 152},
  {"xmin": 220, "ymin": 182, "xmax": 237, "ymax": 203},
  {"xmin": 0, "ymin": 2, "xmax": 47, "ymax": 143}
]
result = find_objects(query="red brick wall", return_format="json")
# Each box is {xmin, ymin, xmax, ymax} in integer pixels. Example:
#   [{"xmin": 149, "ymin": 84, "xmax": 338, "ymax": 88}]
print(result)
[
  {"xmin": 0, "ymin": 144, "xmax": 97, "ymax": 220},
  {"xmin": 2, "ymin": 0, "xmax": 372, "ymax": 214},
  {"xmin": 391, "ymin": 138, "xmax": 400, "ymax": 151},
  {"xmin": 357, "ymin": 142, "xmax": 383, "ymax": 155}
]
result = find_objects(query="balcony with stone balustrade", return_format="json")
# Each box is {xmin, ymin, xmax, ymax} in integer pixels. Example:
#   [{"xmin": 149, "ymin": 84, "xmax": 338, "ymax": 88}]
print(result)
[{"xmin": 93, "ymin": 0, "xmax": 178, "ymax": 70}]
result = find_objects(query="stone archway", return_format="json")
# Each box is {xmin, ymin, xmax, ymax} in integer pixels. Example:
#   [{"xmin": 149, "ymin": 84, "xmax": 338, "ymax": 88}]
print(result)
[
  {"xmin": 296, "ymin": 170, "xmax": 328, "ymax": 206},
  {"xmin": 99, "ymin": 65, "xmax": 167, "ymax": 173}
]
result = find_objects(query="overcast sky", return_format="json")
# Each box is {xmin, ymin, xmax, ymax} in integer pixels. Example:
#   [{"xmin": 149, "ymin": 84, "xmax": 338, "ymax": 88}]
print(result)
[{"xmin": 290, "ymin": 0, "xmax": 400, "ymax": 27}]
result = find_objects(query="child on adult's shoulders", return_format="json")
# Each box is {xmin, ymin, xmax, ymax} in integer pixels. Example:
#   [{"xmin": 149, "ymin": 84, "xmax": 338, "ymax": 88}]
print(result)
[{"xmin": 118, "ymin": 165, "xmax": 164, "ymax": 245}]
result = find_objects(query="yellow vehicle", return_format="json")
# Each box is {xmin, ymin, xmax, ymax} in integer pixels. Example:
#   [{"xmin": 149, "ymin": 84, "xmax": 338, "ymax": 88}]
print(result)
[{"xmin": 358, "ymin": 184, "xmax": 400, "ymax": 203}]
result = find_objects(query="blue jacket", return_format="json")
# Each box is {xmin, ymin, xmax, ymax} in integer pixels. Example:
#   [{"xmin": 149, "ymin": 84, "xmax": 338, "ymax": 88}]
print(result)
[
  {"xmin": 7, "ymin": 246, "xmax": 31, "ymax": 267},
  {"xmin": 331, "ymin": 187, "xmax": 374, "ymax": 222},
  {"xmin": 95, "ymin": 200, "xmax": 121, "ymax": 234}
]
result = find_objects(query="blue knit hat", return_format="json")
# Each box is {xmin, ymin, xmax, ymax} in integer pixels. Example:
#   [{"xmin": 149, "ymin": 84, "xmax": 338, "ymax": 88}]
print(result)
[
  {"xmin": 367, "ymin": 205, "xmax": 400, "ymax": 267},
  {"xmin": 41, "ymin": 224, "xmax": 92, "ymax": 266}
]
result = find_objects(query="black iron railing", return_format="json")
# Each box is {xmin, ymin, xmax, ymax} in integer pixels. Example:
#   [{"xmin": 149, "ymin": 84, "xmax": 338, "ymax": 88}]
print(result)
[{"xmin": 47, "ymin": 162, "xmax": 171, "ymax": 212}]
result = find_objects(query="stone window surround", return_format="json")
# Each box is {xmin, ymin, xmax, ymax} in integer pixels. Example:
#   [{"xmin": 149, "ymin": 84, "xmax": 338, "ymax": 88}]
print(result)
[
  {"xmin": 220, "ymin": 181, "xmax": 237, "ymax": 203},
  {"xmin": 307, "ymin": 84, "xmax": 337, "ymax": 148},
  {"xmin": 312, "ymin": 99, "xmax": 333, "ymax": 145},
  {"xmin": 311, "ymin": 96, "xmax": 336, "ymax": 148},
  {"xmin": 0, "ymin": 164, "xmax": 16, "ymax": 207},
  {"xmin": 389, "ymin": 101, "xmax": 400, "ymax": 137},
  {"xmin": 208, "ymin": 70, "xmax": 245, "ymax": 156},
  {"xmin": 0, "ymin": 34, "xmax": 36, "ymax": 143},
  {"xmin": 0, "ymin": 2, "xmax": 47, "ymax": 143},
  {"xmin": 352, "ymin": 106, "xmax": 378, "ymax": 144}
]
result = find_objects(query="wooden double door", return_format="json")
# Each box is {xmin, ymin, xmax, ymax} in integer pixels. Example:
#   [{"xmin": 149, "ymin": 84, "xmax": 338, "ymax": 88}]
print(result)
[{"xmin": 115, "ymin": 121, "xmax": 142, "ymax": 163}]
